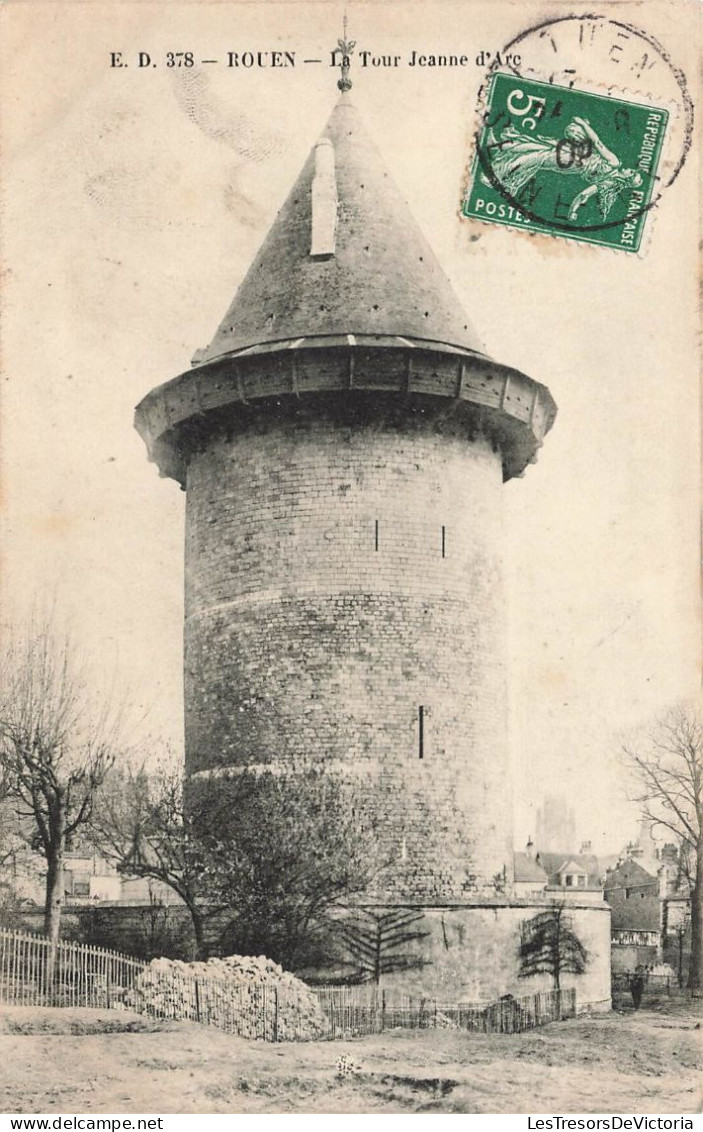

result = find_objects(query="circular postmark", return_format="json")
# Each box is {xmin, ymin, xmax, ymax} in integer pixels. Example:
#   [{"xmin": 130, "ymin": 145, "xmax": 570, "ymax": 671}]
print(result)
[
  {"xmin": 493, "ymin": 15, "xmax": 693, "ymax": 188},
  {"xmin": 465, "ymin": 15, "xmax": 694, "ymax": 248}
]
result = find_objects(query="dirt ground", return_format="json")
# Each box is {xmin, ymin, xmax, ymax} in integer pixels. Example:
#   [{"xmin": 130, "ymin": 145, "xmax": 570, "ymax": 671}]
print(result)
[{"xmin": 0, "ymin": 997, "xmax": 700, "ymax": 1115}]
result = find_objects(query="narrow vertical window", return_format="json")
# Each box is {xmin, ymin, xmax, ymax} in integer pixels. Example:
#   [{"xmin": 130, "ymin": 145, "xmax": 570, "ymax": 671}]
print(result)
[
  {"xmin": 441, "ymin": 525, "xmax": 446, "ymax": 558},
  {"xmin": 374, "ymin": 519, "xmax": 379, "ymax": 551},
  {"xmin": 418, "ymin": 705, "xmax": 425, "ymax": 759}
]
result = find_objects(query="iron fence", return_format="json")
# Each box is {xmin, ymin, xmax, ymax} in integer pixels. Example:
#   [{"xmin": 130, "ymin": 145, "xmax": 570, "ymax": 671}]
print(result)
[
  {"xmin": 0, "ymin": 928, "xmax": 146, "ymax": 1009},
  {"xmin": 313, "ymin": 984, "xmax": 575, "ymax": 1038}
]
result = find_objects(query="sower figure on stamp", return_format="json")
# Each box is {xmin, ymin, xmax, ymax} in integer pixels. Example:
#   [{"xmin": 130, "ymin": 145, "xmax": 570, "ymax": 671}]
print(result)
[
  {"xmin": 483, "ymin": 116, "xmax": 643, "ymax": 220},
  {"xmin": 565, "ymin": 118, "xmax": 644, "ymax": 220}
]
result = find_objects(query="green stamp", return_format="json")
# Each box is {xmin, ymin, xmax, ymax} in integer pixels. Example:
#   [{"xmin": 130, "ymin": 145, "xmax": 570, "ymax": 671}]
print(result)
[{"xmin": 463, "ymin": 73, "xmax": 669, "ymax": 252}]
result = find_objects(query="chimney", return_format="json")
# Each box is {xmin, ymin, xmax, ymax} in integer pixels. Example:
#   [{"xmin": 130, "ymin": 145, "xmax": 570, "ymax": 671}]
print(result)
[{"xmin": 310, "ymin": 138, "xmax": 338, "ymax": 257}]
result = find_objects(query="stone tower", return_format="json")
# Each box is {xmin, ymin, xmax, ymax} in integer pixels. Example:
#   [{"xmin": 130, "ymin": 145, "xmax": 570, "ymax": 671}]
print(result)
[{"xmin": 135, "ymin": 93, "xmax": 556, "ymax": 908}]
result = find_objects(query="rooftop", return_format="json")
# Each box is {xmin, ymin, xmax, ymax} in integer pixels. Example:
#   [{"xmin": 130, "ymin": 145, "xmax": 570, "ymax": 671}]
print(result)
[
  {"xmin": 197, "ymin": 95, "xmax": 487, "ymax": 365},
  {"xmin": 604, "ymin": 859, "xmax": 658, "ymax": 891},
  {"xmin": 536, "ymin": 852, "xmax": 603, "ymax": 889},
  {"xmin": 513, "ymin": 852, "xmax": 548, "ymax": 884}
]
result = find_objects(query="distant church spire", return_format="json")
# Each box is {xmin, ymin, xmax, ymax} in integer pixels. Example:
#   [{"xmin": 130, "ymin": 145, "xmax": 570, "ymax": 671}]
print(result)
[{"xmin": 336, "ymin": 5, "xmax": 355, "ymax": 93}]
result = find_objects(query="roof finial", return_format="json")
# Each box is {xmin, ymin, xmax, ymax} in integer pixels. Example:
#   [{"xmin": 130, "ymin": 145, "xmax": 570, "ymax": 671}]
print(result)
[{"xmin": 336, "ymin": 3, "xmax": 355, "ymax": 93}]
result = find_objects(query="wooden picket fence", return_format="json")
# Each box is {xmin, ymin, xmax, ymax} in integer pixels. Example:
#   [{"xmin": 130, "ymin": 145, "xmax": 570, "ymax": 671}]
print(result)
[{"xmin": 0, "ymin": 929, "xmax": 575, "ymax": 1039}]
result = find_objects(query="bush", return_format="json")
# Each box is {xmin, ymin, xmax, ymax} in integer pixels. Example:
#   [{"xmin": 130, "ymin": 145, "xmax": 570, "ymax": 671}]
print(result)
[
  {"xmin": 0, "ymin": 884, "xmax": 25, "ymax": 931},
  {"xmin": 66, "ymin": 904, "xmax": 196, "ymax": 961}
]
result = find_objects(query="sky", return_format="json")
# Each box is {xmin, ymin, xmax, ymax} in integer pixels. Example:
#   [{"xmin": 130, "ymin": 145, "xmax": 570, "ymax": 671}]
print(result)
[{"xmin": 1, "ymin": 0, "xmax": 699, "ymax": 856}]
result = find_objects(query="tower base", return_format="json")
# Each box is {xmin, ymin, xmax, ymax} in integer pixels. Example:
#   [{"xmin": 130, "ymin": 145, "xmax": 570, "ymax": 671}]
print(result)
[{"xmin": 330, "ymin": 898, "xmax": 611, "ymax": 1011}]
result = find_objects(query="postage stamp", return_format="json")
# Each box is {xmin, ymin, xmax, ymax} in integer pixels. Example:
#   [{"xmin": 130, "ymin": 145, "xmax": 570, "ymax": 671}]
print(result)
[{"xmin": 463, "ymin": 73, "xmax": 669, "ymax": 252}]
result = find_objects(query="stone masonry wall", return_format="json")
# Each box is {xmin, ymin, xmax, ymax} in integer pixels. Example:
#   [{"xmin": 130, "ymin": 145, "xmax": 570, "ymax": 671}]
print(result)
[
  {"xmin": 184, "ymin": 410, "xmax": 512, "ymax": 901},
  {"xmin": 372, "ymin": 900, "xmax": 612, "ymax": 1009}
]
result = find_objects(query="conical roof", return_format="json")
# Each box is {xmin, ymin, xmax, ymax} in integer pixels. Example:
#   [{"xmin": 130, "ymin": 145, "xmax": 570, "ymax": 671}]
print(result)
[
  {"xmin": 136, "ymin": 93, "xmax": 557, "ymax": 486},
  {"xmin": 198, "ymin": 95, "xmax": 487, "ymax": 364}
]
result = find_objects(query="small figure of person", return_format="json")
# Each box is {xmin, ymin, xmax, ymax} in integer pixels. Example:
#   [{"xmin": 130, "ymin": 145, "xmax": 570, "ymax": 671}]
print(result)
[{"xmin": 630, "ymin": 968, "xmax": 645, "ymax": 1010}]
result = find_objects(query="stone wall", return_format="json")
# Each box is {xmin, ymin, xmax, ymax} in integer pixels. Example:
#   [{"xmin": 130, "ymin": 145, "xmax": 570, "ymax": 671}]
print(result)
[
  {"xmin": 365, "ymin": 899, "xmax": 612, "ymax": 1009},
  {"xmin": 19, "ymin": 898, "xmax": 610, "ymax": 1009},
  {"xmin": 184, "ymin": 410, "xmax": 512, "ymax": 900},
  {"xmin": 611, "ymin": 943, "xmax": 659, "ymax": 975},
  {"xmin": 20, "ymin": 905, "xmax": 195, "ymax": 961}
]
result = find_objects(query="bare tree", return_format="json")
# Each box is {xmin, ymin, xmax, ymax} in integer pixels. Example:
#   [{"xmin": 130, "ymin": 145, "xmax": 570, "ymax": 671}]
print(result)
[
  {"xmin": 0, "ymin": 615, "xmax": 120, "ymax": 946},
  {"xmin": 95, "ymin": 761, "xmax": 386, "ymax": 968},
  {"xmin": 207, "ymin": 767, "xmax": 386, "ymax": 969},
  {"xmin": 0, "ymin": 798, "xmax": 36, "ymax": 901},
  {"xmin": 92, "ymin": 761, "xmax": 227, "ymax": 960},
  {"xmin": 621, "ymin": 704, "xmax": 703, "ymax": 993},
  {"xmin": 0, "ymin": 796, "xmax": 30, "ymax": 929}
]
